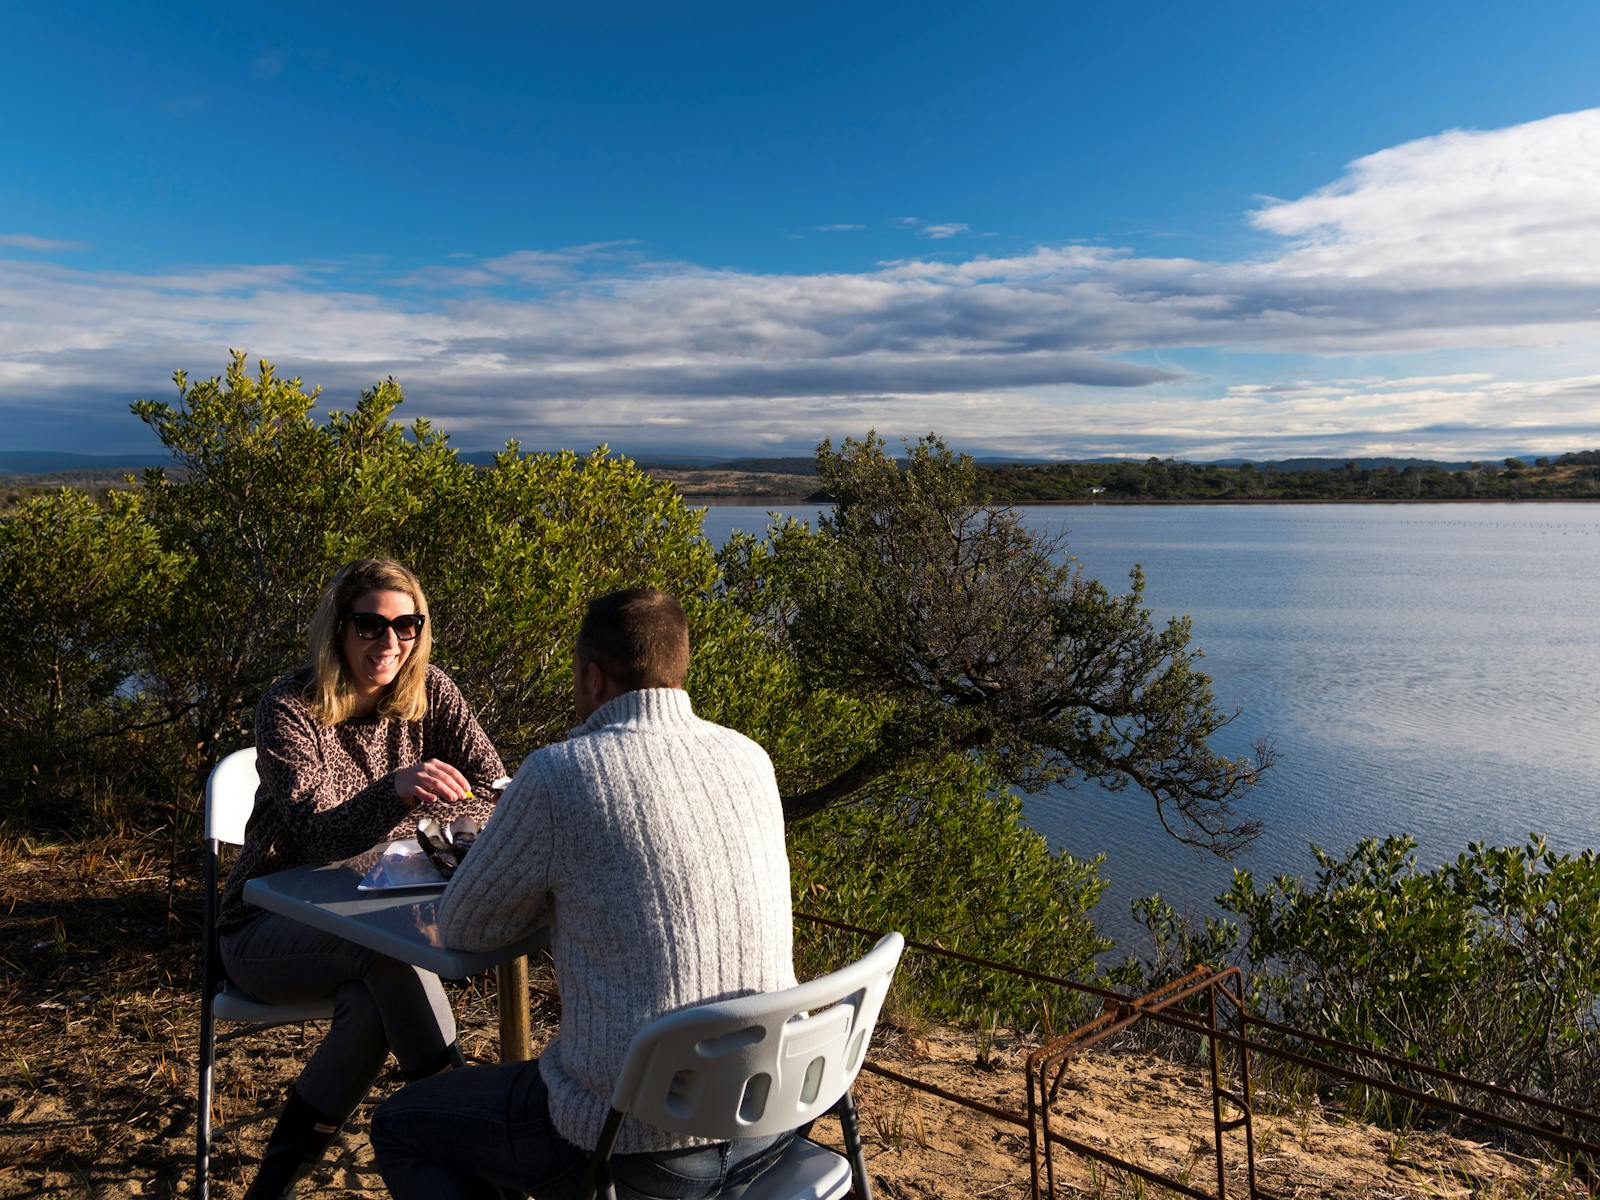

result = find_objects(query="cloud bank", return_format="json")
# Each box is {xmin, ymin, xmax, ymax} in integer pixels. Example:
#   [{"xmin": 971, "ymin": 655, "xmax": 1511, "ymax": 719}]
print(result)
[{"xmin": 3, "ymin": 110, "xmax": 1599, "ymax": 458}]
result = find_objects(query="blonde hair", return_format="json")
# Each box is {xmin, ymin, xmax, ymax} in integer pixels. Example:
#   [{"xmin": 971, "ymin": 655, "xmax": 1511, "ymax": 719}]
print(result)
[{"xmin": 304, "ymin": 559, "xmax": 433, "ymax": 725}]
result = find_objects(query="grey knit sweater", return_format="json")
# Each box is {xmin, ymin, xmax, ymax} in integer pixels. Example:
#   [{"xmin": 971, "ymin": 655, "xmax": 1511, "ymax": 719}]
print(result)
[{"xmin": 437, "ymin": 687, "xmax": 796, "ymax": 1153}]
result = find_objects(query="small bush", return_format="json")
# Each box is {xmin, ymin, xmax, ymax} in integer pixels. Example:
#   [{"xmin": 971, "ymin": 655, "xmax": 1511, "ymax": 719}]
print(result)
[
  {"xmin": 792, "ymin": 757, "xmax": 1111, "ymax": 1031},
  {"xmin": 1214, "ymin": 836, "xmax": 1600, "ymax": 1114}
]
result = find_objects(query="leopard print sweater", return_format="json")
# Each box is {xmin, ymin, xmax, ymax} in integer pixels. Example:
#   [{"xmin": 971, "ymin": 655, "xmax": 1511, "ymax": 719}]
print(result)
[{"xmin": 218, "ymin": 664, "xmax": 505, "ymax": 930}]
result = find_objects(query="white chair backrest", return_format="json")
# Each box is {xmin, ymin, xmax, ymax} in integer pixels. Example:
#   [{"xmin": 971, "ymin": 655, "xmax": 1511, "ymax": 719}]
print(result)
[
  {"xmin": 610, "ymin": 932, "xmax": 904, "ymax": 1142},
  {"xmin": 205, "ymin": 747, "xmax": 260, "ymax": 846}
]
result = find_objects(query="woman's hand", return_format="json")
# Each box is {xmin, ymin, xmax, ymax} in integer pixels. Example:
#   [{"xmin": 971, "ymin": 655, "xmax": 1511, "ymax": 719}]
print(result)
[{"xmin": 394, "ymin": 759, "xmax": 473, "ymax": 806}]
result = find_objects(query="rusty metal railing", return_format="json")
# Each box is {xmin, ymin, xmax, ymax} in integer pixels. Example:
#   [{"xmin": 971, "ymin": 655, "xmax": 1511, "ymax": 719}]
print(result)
[
  {"xmin": 794, "ymin": 912, "xmax": 1600, "ymax": 1199},
  {"xmin": 1026, "ymin": 964, "xmax": 1259, "ymax": 1199}
]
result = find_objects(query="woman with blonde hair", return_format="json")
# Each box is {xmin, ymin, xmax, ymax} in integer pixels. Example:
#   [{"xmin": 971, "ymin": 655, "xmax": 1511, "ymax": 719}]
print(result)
[{"xmin": 217, "ymin": 559, "xmax": 504, "ymax": 1199}]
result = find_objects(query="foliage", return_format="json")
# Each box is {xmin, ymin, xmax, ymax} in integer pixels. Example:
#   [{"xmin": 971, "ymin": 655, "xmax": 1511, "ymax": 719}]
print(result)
[
  {"xmin": 2, "ymin": 358, "xmax": 1278, "ymax": 1014},
  {"xmin": 1214, "ymin": 835, "xmax": 1600, "ymax": 1111},
  {"xmin": 1121, "ymin": 892, "xmax": 1240, "ymax": 989},
  {"xmin": 0, "ymin": 359, "xmax": 895, "ymax": 845},
  {"xmin": 790, "ymin": 756, "xmax": 1112, "ymax": 1029},
  {"xmin": 405, "ymin": 442, "xmax": 726, "ymax": 761},
  {"xmin": 130, "ymin": 356, "xmax": 455, "ymax": 798},
  {"xmin": 118, "ymin": 353, "xmax": 853, "ymax": 833},
  {"xmin": 0, "ymin": 489, "xmax": 184, "ymax": 824},
  {"xmin": 723, "ymin": 433, "xmax": 1270, "ymax": 853},
  {"xmin": 976, "ymin": 452, "xmax": 1600, "ymax": 503}
]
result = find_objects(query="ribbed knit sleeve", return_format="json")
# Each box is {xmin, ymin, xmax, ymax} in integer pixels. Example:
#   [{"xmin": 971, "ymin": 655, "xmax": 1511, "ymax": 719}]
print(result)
[{"xmin": 437, "ymin": 755, "xmax": 554, "ymax": 951}]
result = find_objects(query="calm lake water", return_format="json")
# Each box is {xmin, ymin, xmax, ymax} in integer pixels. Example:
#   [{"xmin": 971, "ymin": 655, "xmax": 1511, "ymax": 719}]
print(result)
[{"xmin": 699, "ymin": 503, "xmax": 1600, "ymax": 952}]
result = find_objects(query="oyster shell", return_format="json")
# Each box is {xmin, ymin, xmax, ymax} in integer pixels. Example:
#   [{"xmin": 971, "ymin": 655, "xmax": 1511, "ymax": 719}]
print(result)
[{"xmin": 415, "ymin": 815, "xmax": 483, "ymax": 878}]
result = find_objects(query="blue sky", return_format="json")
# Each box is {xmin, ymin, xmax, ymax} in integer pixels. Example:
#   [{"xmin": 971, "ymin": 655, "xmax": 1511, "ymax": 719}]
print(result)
[{"xmin": 3, "ymin": 1, "xmax": 1600, "ymax": 459}]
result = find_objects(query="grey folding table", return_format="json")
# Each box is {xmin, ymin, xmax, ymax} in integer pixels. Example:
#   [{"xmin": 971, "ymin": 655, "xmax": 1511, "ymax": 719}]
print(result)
[{"xmin": 243, "ymin": 852, "xmax": 547, "ymax": 1060}]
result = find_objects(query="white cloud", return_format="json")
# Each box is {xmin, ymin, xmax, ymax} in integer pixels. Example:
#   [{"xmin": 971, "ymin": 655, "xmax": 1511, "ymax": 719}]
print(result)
[
  {"xmin": 393, "ymin": 241, "xmax": 641, "ymax": 289},
  {"xmin": 4, "ymin": 110, "xmax": 1600, "ymax": 457},
  {"xmin": 892, "ymin": 216, "xmax": 973, "ymax": 239},
  {"xmin": 0, "ymin": 233, "xmax": 88, "ymax": 252},
  {"xmin": 1251, "ymin": 109, "xmax": 1600, "ymax": 283}
]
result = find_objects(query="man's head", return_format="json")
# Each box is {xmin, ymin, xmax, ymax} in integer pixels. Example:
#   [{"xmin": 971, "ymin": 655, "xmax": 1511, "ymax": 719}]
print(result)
[{"xmin": 574, "ymin": 588, "xmax": 690, "ymax": 719}]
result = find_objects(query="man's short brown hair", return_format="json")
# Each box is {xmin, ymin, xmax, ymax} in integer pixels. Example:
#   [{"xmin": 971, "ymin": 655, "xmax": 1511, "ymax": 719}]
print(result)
[{"xmin": 576, "ymin": 588, "xmax": 690, "ymax": 691}]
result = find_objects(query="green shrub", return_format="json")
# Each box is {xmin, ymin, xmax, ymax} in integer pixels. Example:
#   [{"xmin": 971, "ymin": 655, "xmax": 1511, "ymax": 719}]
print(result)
[
  {"xmin": 0, "ymin": 489, "xmax": 183, "ymax": 826},
  {"xmin": 1215, "ymin": 835, "xmax": 1600, "ymax": 1111},
  {"xmin": 791, "ymin": 757, "xmax": 1111, "ymax": 1031}
]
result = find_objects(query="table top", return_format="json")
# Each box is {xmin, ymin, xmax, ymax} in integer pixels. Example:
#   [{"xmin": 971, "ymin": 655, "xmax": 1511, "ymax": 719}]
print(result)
[{"xmin": 243, "ymin": 851, "xmax": 548, "ymax": 979}]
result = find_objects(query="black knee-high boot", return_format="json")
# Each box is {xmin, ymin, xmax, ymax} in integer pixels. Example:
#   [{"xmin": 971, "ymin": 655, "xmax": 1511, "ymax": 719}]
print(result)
[{"xmin": 243, "ymin": 1089, "xmax": 345, "ymax": 1200}]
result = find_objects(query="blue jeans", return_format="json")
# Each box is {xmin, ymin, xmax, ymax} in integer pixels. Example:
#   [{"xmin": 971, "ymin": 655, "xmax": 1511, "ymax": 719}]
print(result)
[{"xmin": 371, "ymin": 1059, "xmax": 794, "ymax": 1200}]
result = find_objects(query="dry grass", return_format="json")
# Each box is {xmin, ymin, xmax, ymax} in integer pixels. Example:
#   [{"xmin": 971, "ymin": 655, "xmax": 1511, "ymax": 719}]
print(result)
[{"xmin": 2, "ymin": 835, "xmax": 1592, "ymax": 1199}]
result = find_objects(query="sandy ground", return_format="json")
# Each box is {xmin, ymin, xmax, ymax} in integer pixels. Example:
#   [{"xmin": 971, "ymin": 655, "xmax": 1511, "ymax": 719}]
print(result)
[
  {"xmin": 3, "ymin": 836, "xmax": 1592, "ymax": 1198},
  {"xmin": 643, "ymin": 469, "xmax": 815, "ymax": 500}
]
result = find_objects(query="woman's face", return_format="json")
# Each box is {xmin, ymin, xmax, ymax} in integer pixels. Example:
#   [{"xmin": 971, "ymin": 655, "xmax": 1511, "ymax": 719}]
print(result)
[{"xmin": 341, "ymin": 588, "xmax": 419, "ymax": 701}]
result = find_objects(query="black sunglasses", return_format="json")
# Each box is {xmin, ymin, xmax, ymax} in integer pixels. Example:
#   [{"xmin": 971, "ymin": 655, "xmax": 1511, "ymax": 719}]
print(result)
[{"xmin": 344, "ymin": 612, "xmax": 426, "ymax": 641}]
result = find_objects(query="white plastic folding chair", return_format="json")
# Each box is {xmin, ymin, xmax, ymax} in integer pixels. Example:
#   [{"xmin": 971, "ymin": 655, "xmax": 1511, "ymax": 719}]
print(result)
[
  {"xmin": 196, "ymin": 746, "xmax": 334, "ymax": 1200},
  {"xmin": 581, "ymin": 931, "xmax": 905, "ymax": 1200}
]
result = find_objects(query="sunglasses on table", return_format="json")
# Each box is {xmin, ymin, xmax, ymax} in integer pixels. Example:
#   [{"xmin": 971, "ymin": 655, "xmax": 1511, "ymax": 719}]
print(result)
[{"xmin": 343, "ymin": 612, "xmax": 427, "ymax": 641}]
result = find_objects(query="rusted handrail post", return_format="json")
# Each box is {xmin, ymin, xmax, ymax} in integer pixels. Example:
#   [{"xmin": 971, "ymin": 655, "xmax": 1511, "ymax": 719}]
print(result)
[{"xmin": 1207, "ymin": 983, "xmax": 1228, "ymax": 1198}]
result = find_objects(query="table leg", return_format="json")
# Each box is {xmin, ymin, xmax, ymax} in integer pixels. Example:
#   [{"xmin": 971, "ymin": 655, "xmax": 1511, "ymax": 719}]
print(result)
[{"xmin": 496, "ymin": 956, "xmax": 532, "ymax": 1062}]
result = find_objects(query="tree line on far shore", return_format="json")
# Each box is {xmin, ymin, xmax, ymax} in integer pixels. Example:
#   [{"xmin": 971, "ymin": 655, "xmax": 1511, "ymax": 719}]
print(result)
[
  {"xmin": 13, "ymin": 450, "xmax": 1600, "ymax": 515},
  {"xmin": 976, "ymin": 451, "xmax": 1600, "ymax": 503}
]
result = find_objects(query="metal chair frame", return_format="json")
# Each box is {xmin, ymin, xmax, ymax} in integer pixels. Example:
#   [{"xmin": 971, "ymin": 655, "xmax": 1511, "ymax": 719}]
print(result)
[{"xmin": 196, "ymin": 747, "xmax": 334, "ymax": 1200}]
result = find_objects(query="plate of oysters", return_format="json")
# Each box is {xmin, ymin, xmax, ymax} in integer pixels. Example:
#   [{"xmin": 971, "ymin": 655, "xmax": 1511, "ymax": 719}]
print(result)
[{"xmin": 357, "ymin": 816, "xmax": 486, "ymax": 891}]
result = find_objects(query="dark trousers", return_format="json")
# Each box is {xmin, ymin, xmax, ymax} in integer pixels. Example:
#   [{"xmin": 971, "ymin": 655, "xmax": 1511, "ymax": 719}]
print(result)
[
  {"xmin": 221, "ymin": 911, "xmax": 456, "ymax": 1116},
  {"xmin": 371, "ymin": 1059, "xmax": 793, "ymax": 1200}
]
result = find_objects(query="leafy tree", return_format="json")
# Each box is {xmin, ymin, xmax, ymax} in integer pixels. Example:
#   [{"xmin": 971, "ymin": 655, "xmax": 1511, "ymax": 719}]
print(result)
[
  {"xmin": 1217, "ymin": 835, "xmax": 1600, "ymax": 1111},
  {"xmin": 408, "ymin": 442, "xmax": 724, "ymax": 759},
  {"xmin": 126, "ymin": 354, "xmax": 836, "ymax": 830},
  {"xmin": 6, "ymin": 359, "xmax": 1265, "ymax": 991},
  {"xmin": 791, "ymin": 756, "xmax": 1112, "ymax": 1027},
  {"xmin": 0, "ymin": 489, "xmax": 184, "ymax": 823},
  {"xmin": 129, "ymin": 355, "xmax": 475, "ymax": 816},
  {"xmin": 723, "ymin": 434, "xmax": 1271, "ymax": 853},
  {"xmin": 110, "ymin": 356, "xmax": 879, "ymax": 841}
]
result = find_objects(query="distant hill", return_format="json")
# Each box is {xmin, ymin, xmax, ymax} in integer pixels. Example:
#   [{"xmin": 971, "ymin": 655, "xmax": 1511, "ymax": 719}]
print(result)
[
  {"xmin": 0, "ymin": 450, "xmax": 170, "ymax": 475},
  {"xmin": 1246, "ymin": 456, "xmax": 1487, "ymax": 474}
]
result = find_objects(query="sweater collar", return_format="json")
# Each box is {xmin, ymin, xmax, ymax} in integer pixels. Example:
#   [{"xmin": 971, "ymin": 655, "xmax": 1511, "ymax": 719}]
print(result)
[{"xmin": 571, "ymin": 687, "xmax": 697, "ymax": 737}]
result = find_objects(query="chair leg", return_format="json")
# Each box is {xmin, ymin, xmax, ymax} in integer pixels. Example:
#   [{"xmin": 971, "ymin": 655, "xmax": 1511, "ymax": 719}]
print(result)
[
  {"xmin": 835, "ymin": 1090, "xmax": 871, "ymax": 1200},
  {"xmin": 197, "ymin": 995, "xmax": 216, "ymax": 1200},
  {"xmin": 200, "ymin": 836, "xmax": 220, "ymax": 1200}
]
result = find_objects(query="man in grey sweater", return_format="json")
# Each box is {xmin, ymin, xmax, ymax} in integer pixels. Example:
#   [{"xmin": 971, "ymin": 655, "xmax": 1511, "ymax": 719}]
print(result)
[{"xmin": 372, "ymin": 588, "xmax": 797, "ymax": 1200}]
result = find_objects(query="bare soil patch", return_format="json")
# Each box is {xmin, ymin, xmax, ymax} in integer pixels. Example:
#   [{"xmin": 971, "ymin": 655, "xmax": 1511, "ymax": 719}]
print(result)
[
  {"xmin": 643, "ymin": 469, "xmax": 816, "ymax": 501},
  {"xmin": 2, "ymin": 837, "xmax": 1589, "ymax": 1198}
]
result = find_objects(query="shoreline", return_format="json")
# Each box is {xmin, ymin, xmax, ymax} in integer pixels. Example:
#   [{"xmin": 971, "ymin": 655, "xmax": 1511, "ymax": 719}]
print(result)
[{"xmin": 682, "ymin": 492, "xmax": 1600, "ymax": 506}]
